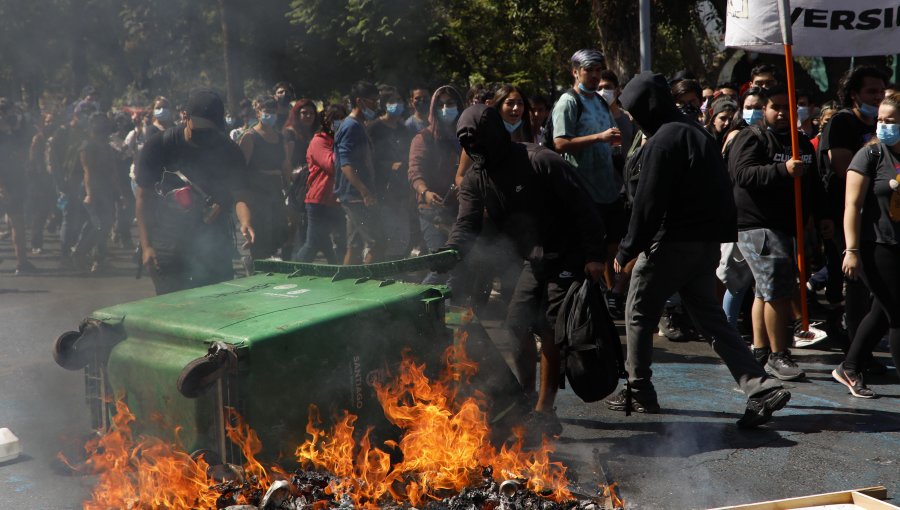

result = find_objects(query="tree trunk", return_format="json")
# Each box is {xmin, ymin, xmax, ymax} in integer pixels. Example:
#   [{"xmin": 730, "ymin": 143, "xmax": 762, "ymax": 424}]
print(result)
[
  {"xmin": 219, "ymin": 0, "xmax": 243, "ymax": 114},
  {"xmin": 592, "ymin": 0, "xmax": 640, "ymax": 79}
]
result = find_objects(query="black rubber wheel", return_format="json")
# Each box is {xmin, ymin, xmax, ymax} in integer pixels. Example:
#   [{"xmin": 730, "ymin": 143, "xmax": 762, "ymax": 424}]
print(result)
[
  {"xmin": 177, "ymin": 356, "xmax": 224, "ymax": 398},
  {"xmin": 53, "ymin": 331, "xmax": 86, "ymax": 370}
]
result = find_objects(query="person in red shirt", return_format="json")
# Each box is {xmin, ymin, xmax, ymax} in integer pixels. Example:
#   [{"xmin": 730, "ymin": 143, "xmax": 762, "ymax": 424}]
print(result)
[{"xmin": 295, "ymin": 104, "xmax": 348, "ymax": 263}]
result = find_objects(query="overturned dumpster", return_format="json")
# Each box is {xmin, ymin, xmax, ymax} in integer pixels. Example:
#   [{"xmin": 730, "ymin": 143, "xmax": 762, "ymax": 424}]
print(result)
[{"xmin": 54, "ymin": 253, "xmax": 528, "ymax": 465}]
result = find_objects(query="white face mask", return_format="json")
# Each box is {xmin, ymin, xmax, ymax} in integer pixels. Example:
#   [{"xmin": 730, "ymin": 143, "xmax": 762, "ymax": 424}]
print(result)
[{"xmin": 598, "ymin": 88, "xmax": 616, "ymax": 105}]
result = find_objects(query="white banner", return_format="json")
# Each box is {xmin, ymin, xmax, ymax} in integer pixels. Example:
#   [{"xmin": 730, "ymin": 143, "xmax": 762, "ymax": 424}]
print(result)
[{"xmin": 725, "ymin": 0, "xmax": 900, "ymax": 56}]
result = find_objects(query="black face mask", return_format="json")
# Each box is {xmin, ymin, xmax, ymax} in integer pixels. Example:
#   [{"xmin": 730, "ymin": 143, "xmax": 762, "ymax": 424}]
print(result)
[
  {"xmin": 414, "ymin": 100, "xmax": 429, "ymax": 115},
  {"xmin": 678, "ymin": 103, "xmax": 701, "ymax": 118}
]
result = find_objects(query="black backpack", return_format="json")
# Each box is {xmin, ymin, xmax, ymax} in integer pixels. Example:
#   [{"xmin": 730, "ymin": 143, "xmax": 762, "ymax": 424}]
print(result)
[
  {"xmin": 554, "ymin": 279, "xmax": 628, "ymax": 404},
  {"xmin": 540, "ymin": 89, "xmax": 585, "ymax": 151}
]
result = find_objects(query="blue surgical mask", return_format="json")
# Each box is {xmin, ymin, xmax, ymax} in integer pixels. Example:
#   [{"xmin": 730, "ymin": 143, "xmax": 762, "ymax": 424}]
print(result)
[
  {"xmin": 386, "ymin": 102, "xmax": 404, "ymax": 117},
  {"xmin": 331, "ymin": 119, "xmax": 343, "ymax": 133},
  {"xmin": 578, "ymin": 82, "xmax": 597, "ymax": 93},
  {"xmin": 259, "ymin": 112, "xmax": 277, "ymax": 128},
  {"xmin": 362, "ymin": 107, "xmax": 377, "ymax": 121},
  {"xmin": 503, "ymin": 120, "xmax": 522, "ymax": 133},
  {"xmin": 876, "ymin": 122, "xmax": 900, "ymax": 145},
  {"xmin": 859, "ymin": 102, "xmax": 879, "ymax": 118},
  {"xmin": 439, "ymin": 107, "xmax": 458, "ymax": 123},
  {"xmin": 743, "ymin": 108, "xmax": 763, "ymax": 125},
  {"xmin": 796, "ymin": 106, "xmax": 810, "ymax": 123},
  {"xmin": 154, "ymin": 107, "xmax": 172, "ymax": 123}
]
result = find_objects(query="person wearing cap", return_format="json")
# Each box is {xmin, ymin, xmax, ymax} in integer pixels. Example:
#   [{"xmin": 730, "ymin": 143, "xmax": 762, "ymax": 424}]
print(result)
[
  {"xmin": 134, "ymin": 88, "xmax": 255, "ymax": 295},
  {"xmin": 551, "ymin": 49, "xmax": 623, "ymax": 292}
]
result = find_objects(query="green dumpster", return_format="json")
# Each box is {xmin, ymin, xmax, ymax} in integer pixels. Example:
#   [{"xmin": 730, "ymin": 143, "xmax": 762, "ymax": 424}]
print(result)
[{"xmin": 54, "ymin": 253, "xmax": 527, "ymax": 464}]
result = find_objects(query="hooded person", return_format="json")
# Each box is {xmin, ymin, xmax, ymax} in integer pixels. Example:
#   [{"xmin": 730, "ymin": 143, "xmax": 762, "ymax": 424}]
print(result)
[
  {"xmin": 606, "ymin": 72, "xmax": 789, "ymax": 427},
  {"xmin": 440, "ymin": 104, "xmax": 607, "ymax": 441},
  {"xmin": 408, "ymin": 85, "xmax": 465, "ymax": 287},
  {"xmin": 134, "ymin": 88, "xmax": 255, "ymax": 295}
]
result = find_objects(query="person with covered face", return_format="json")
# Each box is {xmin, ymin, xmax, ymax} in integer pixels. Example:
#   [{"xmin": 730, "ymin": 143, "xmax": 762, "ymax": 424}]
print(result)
[
  {"xmin": 608, "ymin": 72, "xmax": 789, "ymax": 428},
  {"xmin": 135, "ymin": 88, "xmax": 255, "ymax": 295},
  {"xmin": 408, "ymin": 85, "xmax": 464, "ymax": 288},
  {"xmin": 552, "ymin": 49, "xmax": 624, "ymax": 294},
  {"xmin": 405, "ymin": 86, "xmax": 431, "ymax": 133},
  {"xmin": 728, "ymin": 85, "xmax": 830, "ymax": 380},
  {"xmin": 442, "ymin": 104, "xmax": 607, "ymax": 439},
  {"xmin": 239, "ymin": 96, "xmax": 292, "ymax": 261},
  {"xmin": 835, "ymin": 92, "xmax": 900, "ymax": 397}
]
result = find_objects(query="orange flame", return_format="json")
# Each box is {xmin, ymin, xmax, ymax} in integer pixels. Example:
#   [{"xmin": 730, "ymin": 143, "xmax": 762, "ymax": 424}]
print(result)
[
  {"xmin": 295, "ymin": 334, "xmax": 572, "ymax": 508},
  {"xmin": 75, "ymin": 328, "xmax": 574, "ymax": 509},
  {"xmin": 79, "ymin": 399, "xmax": 220, "ymax": 510}
]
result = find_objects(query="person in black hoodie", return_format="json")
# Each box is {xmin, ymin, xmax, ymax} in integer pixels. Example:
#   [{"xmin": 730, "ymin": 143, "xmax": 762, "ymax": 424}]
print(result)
[
  {"xmin": 729, "ymin": 85, "xmax": 831, "ymax": 381},
  {"xmin": 609, "ymin": 72, "xmax": 788, "ymax": 428},
  {"xmin": 443, "ymin": 104, "xmax": 606, "ymax": 438}
]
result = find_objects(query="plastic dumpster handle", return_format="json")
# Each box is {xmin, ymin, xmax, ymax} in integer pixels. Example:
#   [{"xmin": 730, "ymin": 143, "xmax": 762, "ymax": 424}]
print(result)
[{"xmin": 253, "ymin": 250, "xmax": 461, "ymax": 281}]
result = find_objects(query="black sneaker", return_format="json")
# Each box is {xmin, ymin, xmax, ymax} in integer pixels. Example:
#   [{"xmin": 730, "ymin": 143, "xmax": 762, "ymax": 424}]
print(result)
[
  {"xmin": 737, "ymin": 388, "xmax": 791, "ymax": 428},
  {"xmin": 606, "ymin": 388, "xmax": 660, "ymax": 413},
  {"xmin": 658, "ymin": 312, "xmax": 687, "ymax": 342},
  {"xmin": 765, "ymin": 350, "xmax": 805, "ymax": 381},
  {"xmin": 751, "ymin": 346, "xmax": 771, "ymax": 366},
  {"xmin": 832, "ymin": 363, "xmax": 876, "ymax": 398}
]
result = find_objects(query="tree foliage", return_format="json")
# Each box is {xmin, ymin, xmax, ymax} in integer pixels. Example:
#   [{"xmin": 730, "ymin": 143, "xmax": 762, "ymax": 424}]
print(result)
[{"xmin": 0, "ymin": 0, "xmax": 878, "ymax": 111}]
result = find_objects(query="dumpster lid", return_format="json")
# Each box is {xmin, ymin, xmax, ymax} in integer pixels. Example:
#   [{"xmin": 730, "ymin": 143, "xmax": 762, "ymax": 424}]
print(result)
[{"xmin": 91, "ymin": 273, "xmax": 447, "ymax": 345}]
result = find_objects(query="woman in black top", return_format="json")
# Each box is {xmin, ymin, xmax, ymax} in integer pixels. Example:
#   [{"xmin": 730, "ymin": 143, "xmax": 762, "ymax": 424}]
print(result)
[
  {"xmin": 239, "ymin": 96, "xmax": 291, "ymax": 260},
  {"xmin": 835, "ymin": 93, "xmax": 900, "ymax": 398}
]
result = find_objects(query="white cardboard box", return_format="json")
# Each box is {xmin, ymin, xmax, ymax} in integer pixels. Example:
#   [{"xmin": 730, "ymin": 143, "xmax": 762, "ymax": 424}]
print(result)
[
  {"xmin": 709, "ymin": 487, "xmax": 899, "ymax": 510},
  {"xmin": 0, "ymin": 428, "xmax": 20, "ymax": 463}
]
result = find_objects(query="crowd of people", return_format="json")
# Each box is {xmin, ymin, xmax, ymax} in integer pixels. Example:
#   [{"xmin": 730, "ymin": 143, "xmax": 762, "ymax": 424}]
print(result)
[{"xmin": 1, "ymin": 50, "xmax": 898, "ymax": 434}]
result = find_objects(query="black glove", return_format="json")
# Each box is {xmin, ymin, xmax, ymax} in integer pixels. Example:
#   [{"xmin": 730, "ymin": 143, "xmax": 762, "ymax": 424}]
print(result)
[{"xmin": 429, "ymin": 248, "xmax": 461, "ymax": 273}]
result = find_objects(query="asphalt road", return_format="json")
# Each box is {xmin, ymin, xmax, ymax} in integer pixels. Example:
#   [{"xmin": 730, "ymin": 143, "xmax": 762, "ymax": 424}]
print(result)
[{"xmin": 1, "ymin": 231, "xmax": 898, "ymax": 509}]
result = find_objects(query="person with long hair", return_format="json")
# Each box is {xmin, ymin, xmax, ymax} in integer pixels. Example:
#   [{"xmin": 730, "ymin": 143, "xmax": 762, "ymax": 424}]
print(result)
[
  {"xmin": 408, "ymin": 85, "xmax": 464, "ymax": 287},
  {"xmin": 493, "ymin": 84, "xmax": 533, "ymax": 143},
  {"xmin": 295, "ymin": 104, "xmax": 348, "ymax": 263},
  {"xmin": 283, "ymin": 98, "xmax": 319, "ymax": 170},
  {"xmin": 283, "ymin": 98, "xmax": 320, "ymax": 256},
  {"xmin": 834, "ymin": 92, "xmax": 900, "ymax": 397},
  {"xmin": 705, "ymin": 97, "xmax": 738, "ymax": 149},
  {"xmin": 239, "ymin": 95, "xmax": 291, "ymax": 261}
]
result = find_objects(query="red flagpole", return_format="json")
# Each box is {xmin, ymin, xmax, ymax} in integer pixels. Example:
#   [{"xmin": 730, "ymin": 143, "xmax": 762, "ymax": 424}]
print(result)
[{"xmin": 783, "ymin": 42, "xmax": 810, "ymax": 331}]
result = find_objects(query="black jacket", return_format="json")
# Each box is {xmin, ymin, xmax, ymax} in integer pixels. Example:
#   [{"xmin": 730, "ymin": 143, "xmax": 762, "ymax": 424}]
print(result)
[
  {"xmin": 728, "ymin": 125, "xmax": 827, "ymax": 233},
  {"xmin": 446, "ymin": 105, "xmax": 606, "ymax": 267},
  {"xmin": 615, "ymin": 72, "xmax": 737, "ymax": 265}
]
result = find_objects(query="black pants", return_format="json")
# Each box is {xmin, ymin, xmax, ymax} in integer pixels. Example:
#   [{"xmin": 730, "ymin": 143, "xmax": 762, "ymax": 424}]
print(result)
[{"xmin": 844, "ymin": 242, "xmax": 900, "ymax": 376}]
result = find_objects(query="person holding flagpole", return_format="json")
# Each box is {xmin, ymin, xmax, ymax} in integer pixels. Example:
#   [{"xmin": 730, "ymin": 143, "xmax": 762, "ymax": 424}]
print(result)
[{"xmin": 728, "ymin": 85, "xmax": 831, "ymax": 380}]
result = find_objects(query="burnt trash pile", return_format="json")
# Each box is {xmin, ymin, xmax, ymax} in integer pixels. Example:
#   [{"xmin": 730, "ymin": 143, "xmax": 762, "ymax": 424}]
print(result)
[{"xmin": 217, "ymin": 467, "xmax": 623, "ymax": 510}]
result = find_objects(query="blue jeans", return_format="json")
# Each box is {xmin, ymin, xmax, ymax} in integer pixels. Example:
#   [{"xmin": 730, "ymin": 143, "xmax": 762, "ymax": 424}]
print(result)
[
  {"xmin": 418, "ymin": 207, "xmax": 454, "ymax": 285},
  {"xmin": 295, "ymin": 203, "xmax": 345, "ymax": 264}
]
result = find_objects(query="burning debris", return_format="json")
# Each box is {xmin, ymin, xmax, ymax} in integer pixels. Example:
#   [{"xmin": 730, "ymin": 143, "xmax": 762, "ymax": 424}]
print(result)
[{"xmin": 67, "ymin": 339, "xmax": 624, "ymax": 510}]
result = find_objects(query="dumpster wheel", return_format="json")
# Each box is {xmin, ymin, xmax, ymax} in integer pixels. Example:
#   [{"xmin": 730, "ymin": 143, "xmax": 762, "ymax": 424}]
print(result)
[{"xmin": 53, "ymin": 330, "xmax": 85, "ymax": 371}]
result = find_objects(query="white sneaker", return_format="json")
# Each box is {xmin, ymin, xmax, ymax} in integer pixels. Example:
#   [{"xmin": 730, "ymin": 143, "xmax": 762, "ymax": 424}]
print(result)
[{"xmin": 793, "ymin": 322, "xmax": 828, "ymax": 348}]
